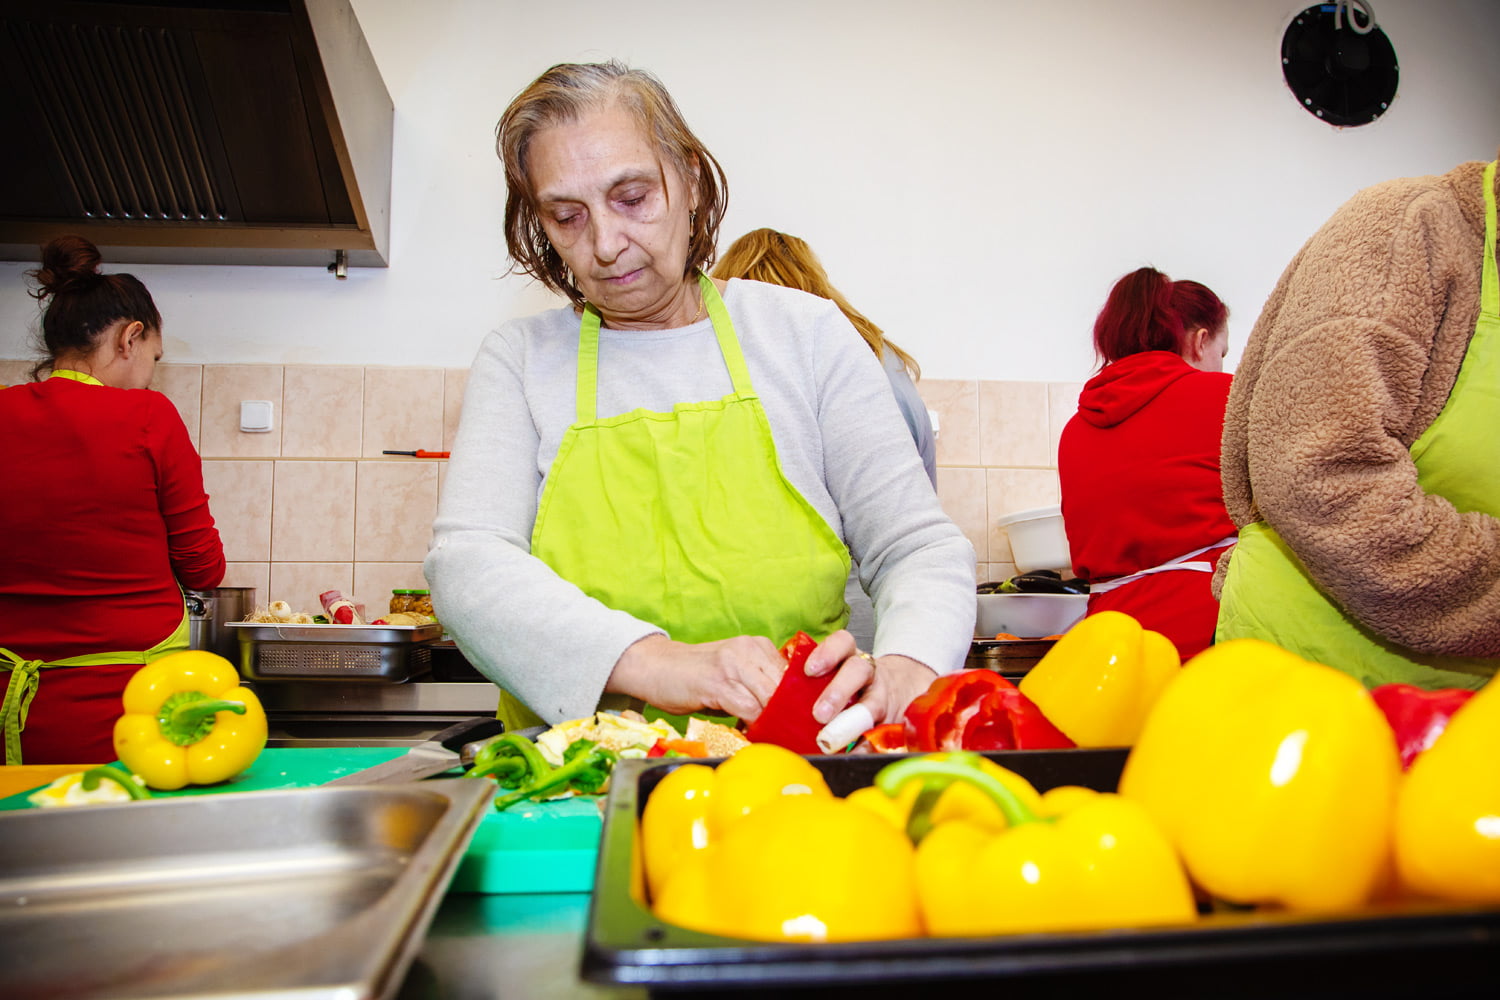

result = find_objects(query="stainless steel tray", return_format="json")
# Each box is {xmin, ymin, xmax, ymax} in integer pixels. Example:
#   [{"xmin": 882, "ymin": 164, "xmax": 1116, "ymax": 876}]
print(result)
[
  {"xmin": 228, "ymin": 621, "xmax": 442, "ymax": 682},
  {"xmin": 1, "ymin": 778, "xmax": 495, "ymax": 1000},
  {"xmin": 228, "ymin": 621, "xmax": 444, "ymax": 643}
]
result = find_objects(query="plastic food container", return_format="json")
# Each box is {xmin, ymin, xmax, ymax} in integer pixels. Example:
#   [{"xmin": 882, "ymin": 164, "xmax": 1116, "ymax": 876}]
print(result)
[
  {"xmin": 995, "ymin": 504, "xmax": 1071, "ymax": 574},
  {"xmin": 975, "ymin": 593, "xmax": 1088, "ymax": 638}
]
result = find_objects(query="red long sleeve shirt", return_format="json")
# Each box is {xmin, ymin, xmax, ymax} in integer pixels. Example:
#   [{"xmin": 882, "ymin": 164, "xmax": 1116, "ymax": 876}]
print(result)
[
  {"xmin": 1, "ymin": 377, "xmax": 224, "ymax": 660},
  {"xmin": 1058, "ymin": 351, "xmax": 1235, "ymax": 659}
]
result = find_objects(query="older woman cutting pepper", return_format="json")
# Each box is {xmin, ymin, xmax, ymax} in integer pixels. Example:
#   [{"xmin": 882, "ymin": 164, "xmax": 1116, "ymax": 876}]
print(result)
[{"xmin": 426, "ymin": 62, "xmax": 974, "ymax": 732}]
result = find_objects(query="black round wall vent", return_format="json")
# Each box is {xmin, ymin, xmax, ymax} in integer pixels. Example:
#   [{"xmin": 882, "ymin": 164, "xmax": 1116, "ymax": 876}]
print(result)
[{"xmin": 1281, "ymin": 4, "xmax": 1399, "ymax": 127}]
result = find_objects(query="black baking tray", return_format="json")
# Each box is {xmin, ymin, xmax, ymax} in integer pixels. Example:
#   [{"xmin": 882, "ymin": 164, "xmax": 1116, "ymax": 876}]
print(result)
[{"xmin": 581, "ymin": 751, "xmax": 1500, "ymax": 998}]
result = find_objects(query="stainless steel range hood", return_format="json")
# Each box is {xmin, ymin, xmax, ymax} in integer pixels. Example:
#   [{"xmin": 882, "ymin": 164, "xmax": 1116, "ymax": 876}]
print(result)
[{"xmin": 0, "ymin": 0, "xmax": 392, "ymax": 270}]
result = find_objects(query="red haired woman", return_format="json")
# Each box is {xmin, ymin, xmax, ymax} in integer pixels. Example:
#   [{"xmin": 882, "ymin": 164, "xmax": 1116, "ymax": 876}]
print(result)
[{"xmin": 1057, "ymin": 267, "xmax": 1235, "ymax": 660}]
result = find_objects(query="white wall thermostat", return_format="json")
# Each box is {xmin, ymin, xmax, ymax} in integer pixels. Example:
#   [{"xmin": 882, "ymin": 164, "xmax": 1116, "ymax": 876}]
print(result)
[{"xmin": 239, "ymin": 400, "xmax": 274, "ymax": 433}]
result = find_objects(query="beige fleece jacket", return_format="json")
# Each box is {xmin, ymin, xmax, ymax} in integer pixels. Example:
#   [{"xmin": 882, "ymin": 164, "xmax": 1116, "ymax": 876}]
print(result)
[{"xmin": 1219, "ymin": 158, "xmax": 1500, "ymax": 658}]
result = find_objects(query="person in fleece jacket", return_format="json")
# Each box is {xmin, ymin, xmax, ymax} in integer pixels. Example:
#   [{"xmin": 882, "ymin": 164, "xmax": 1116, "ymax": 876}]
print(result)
[{"xmin": 1216, "ymin": 156, "xmax": 1500, "ymax": 691}]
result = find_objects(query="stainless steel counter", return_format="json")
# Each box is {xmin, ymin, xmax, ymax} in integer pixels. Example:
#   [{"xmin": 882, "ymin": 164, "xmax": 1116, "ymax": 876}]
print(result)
[{"xmin": 399, "ymin": 893, "xmax": 642, "ymax": 1000}]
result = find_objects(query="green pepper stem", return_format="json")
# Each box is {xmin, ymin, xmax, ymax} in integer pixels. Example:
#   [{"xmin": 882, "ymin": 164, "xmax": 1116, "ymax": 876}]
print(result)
[
  {"xmin": 874, "ymin": 752, "xmax": 1042, "ymax": 843},
  {"xmin": 156, "ymin": 692, "xmax": 246, "ymax": 746},
  {"xmin": 80, "ymin": 765, "xmax": 152, "ymax": 800}
]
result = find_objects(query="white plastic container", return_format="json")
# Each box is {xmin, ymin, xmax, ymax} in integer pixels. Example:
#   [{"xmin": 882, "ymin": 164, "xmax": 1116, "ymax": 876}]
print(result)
[
  {"xmin": 975, "ymin": 593, "xmax": 1089, "ymax": 638},
  {"xmin": 995, "ymin": 504, "xmax": 1072, "ymax": 574}
]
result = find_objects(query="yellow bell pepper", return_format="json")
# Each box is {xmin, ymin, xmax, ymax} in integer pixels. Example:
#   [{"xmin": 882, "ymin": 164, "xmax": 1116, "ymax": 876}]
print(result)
[
  {"xmin": 1018, "ymin": 610, "xmax": 1180, "ymax": 746},
  {"xmin": 640, "ymin": 762, "xmax": 715, "ymax": 900},
  {"xmin": 1393, "ymin": 675, "xmax": 1500, "ymax": 903},
  {"xmin": 704, "ymin": 741, "xmax": 830, "ymax": 837},
  {"xmin": 654, "ymin": 793, "xmax": 922, "ymax": 942},
  {"xmin": 878, "ymin": 753, "xmax": 1196, "ymax": 936},
  {"xmin": 846, "ymin": 752, "xmax": 1045, "ymax": 835},
  {"xmin": 113, "ymin": 650, "xmax": 267, "ymax": 791},
  {"xmin": 1118, "ymin": 639, "xmax": 1399, "ymax": 913},
  {"xmin": 640, "ymin": 743, "xmax": 827, "ymax": 903}
]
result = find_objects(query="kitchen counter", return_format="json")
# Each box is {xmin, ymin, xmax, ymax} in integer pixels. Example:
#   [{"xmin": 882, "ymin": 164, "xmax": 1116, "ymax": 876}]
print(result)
[{"xmin": 400, "ymin": 892, "xmax": 638, "ymax": 1000}]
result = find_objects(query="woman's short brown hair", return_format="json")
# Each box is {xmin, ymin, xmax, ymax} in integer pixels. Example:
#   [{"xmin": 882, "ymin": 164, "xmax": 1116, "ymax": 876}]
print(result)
[{"xmin": 496, "ymin": 61, "xmax": 728, "ymax": 308}]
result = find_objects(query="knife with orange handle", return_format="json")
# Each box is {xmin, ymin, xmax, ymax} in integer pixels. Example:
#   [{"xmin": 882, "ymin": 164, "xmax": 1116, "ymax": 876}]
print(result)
[{"xmin": 381, "ymin": 449, "xmax": 450, "ymax": 458}]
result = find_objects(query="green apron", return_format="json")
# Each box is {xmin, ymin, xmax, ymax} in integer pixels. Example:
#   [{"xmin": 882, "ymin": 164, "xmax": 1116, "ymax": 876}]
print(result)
[
  {"xmin": 1217, "ymin": 161, "xmax": 1500, "ymax": 691},
  {"xmin": 507, "ymin": 274, "xmax": 852, "ymax": 727}
]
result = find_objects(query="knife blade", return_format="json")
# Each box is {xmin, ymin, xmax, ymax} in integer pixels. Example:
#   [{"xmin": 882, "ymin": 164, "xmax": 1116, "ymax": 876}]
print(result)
[{"xmin": 325, "ymin": 716, "xmax": 508, "ymax": 785}]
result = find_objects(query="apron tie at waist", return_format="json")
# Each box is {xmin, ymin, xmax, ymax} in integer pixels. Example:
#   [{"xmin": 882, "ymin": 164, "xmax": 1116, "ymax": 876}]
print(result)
[
  {"xmin": 0, "ymin": 648, "xmax": 48, "ymax": 768},
  {"xmin": 1089, "ymin": 535, "xmax": 1238, "ymax": 595},
  {"xmin": 0, "ymin": 606, "xmax": 192, "ymax": 765}
]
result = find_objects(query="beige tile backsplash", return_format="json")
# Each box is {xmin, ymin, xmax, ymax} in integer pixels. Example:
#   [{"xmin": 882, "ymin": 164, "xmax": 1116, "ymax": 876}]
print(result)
[
  {"xmin": 4, "ymin": 359, "xmax": 1083, "ymax": 610},
  {"xmin": 283, "ymin": 366, "xmax": 363, "ymax": 458},
  {"xmin": 202, "ymin": 460, "xmax": 274, "ymax": 561},
  {"xmin": 354, "ymin": 461, "xmax": 439, "ymax": 562},
  {"xmin": 201, "ymin": 365, "xmax": 284, "ymax": 458},
  {"xmin": 362, "ymin": 367, "xmax": 445, "ymax": 458}
]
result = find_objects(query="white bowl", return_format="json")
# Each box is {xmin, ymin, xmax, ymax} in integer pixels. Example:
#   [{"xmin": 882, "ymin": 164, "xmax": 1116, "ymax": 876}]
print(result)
[
  {"xmin": 996, "ymin": 504, "xmax": 1072, "ymax": 574},
  {"xmin": 975, "ymin": 593, "xmax": 1089, "ymax": 638}
]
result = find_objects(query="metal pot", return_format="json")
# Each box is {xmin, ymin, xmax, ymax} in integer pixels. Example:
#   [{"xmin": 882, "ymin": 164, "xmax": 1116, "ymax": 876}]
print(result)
[
  {"xmin": 185, "ymin": 587, "xmax": 256, "ymax": 661},
  {"xmin": 966, "ymin": 638, "xmax": 1058, "ymax": 680}
]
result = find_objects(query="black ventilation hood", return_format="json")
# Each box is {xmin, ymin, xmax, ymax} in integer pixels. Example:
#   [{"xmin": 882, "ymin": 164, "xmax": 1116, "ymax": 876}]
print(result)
[{"xmin": 0, "ymin": 0, "xmax": 391, "ymax": 271}]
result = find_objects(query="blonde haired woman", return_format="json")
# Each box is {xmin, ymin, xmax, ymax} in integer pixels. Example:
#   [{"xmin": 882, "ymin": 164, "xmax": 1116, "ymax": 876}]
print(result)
[
  {"xmin": 714, "ymin": 229, "xmax": 936, "ymax": 486},
  {"xmin": 714, "ymin": 229, "xmax": 938, "ymax": 649}
]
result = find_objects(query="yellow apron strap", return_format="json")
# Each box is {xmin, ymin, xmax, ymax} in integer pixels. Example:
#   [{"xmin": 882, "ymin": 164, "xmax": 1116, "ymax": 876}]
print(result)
[
  {"xmin": 0, "ymin": 606, "xmax": 191, "ymax": 765},
  {"xmin": 48, "ymin": 369, "xmax": 105, "ymax": 386},
  {"xmin": 0, "ymin": 648, "xmax": 47, "ymax": 767}
]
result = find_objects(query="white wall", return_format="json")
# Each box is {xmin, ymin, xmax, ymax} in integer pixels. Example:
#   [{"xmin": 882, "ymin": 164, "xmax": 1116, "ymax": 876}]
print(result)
[{"xmin": 3, "ymin": 0, "xmax": 1498, "ymax": 380}]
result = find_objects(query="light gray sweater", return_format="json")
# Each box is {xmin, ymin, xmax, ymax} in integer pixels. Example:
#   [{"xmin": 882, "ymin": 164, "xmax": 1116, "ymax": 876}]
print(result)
[{"xmin": 426, "ymin": 278, "xmax": 976, "ymax": 722}]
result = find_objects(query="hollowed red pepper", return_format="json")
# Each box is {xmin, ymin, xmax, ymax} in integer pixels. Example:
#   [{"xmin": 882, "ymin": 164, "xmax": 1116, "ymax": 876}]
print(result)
[
  {"xmin": 856, "ymin": 722, "xmax": 909, "ymax": 753},
  {"xmin": 903, "ymin": 669, "xmax": 1074, "ymax": 752},
  {"xmin": 1371, "ymin": 683, "xmax": 1477, "ymax": 771},
  {"xmin": 742, "ymin": 632, "xmax": 831, "ymax": 754}
]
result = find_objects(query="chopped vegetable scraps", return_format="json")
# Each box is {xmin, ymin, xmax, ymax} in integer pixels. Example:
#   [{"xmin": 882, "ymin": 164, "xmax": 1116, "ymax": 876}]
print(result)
[
  {"xmin": 243, "ymin": 601, "xmax": 317, "ymax": 624},
  {"xmin": 533, "ymin": 711, "xmax": 678, "ymax": 766},
  {"xmin": 466, "ymin": 732, "xmax": 617, "ymax": 809},
  {"xmin": 28, "ymin": 765, "xmax": 152, "ymax": 808}
]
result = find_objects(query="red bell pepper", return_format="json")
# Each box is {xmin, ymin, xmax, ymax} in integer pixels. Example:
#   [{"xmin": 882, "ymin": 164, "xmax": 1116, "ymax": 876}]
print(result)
[
  {"xmin": 1371, "ymin": 683, "xmax": 1477, "ymax": 771},
  {"xmin": 903, "ymin": 669, "xmax": 1074, "ymax": 753},
  {"xmin": 647, "ymin": 738, "xmax": 710, "ymax": 758},
  {"xmin": 742, "ymin": 632, "xmax": 834, "ymax": 754},
  {"xmin": 855, "ymin": 722, "xmax": 909, "ymax": 753}
]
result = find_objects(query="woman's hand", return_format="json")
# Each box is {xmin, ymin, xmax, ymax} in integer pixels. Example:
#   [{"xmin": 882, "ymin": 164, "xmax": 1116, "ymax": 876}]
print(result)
[
  {"xmin": 803, "ymin": 630, "xmax": 937, "ymax": 727},
  {"xmin": 606, "ymin": 633, "xmax": 786, "ymax": 721}
]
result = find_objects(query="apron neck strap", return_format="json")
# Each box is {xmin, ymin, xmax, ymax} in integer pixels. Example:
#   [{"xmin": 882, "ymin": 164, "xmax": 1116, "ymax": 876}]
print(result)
[
  {"xmin": 1483, "ymin": 161, "xmax": 1498, "ymax": 320},
  {"xmin": 50, "ymin": 369, "xmax": 105, "ymax": 386},
  {"xmin": 576, "ymin": 273, "xmax": 754, "ymax": 423}
]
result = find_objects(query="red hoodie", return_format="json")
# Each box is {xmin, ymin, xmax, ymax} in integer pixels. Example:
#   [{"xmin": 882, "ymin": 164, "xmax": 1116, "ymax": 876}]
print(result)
[{"xmin": 1057, "ymin": 351, "xmax": 1235, "ymax": 659}]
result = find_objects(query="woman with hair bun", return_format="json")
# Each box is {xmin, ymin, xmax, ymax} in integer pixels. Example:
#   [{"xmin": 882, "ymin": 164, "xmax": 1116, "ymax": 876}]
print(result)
[
  {"xmin": 1057, "ymin": 267, "xmax": 1235, "ymax": 659},
  {"xmin": 0, "ymin": 235, "xmax": 225, "ymax": 765}
]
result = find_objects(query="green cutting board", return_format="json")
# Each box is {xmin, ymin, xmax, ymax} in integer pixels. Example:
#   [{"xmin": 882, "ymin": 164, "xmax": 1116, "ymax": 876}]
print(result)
[
  {"xmin": 0, "ymin": 747, "xmax": 604, "ymax": 895},
  {"xmin": 0, "ymin": 747, "xmax": 410, "ymax": 809}
]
